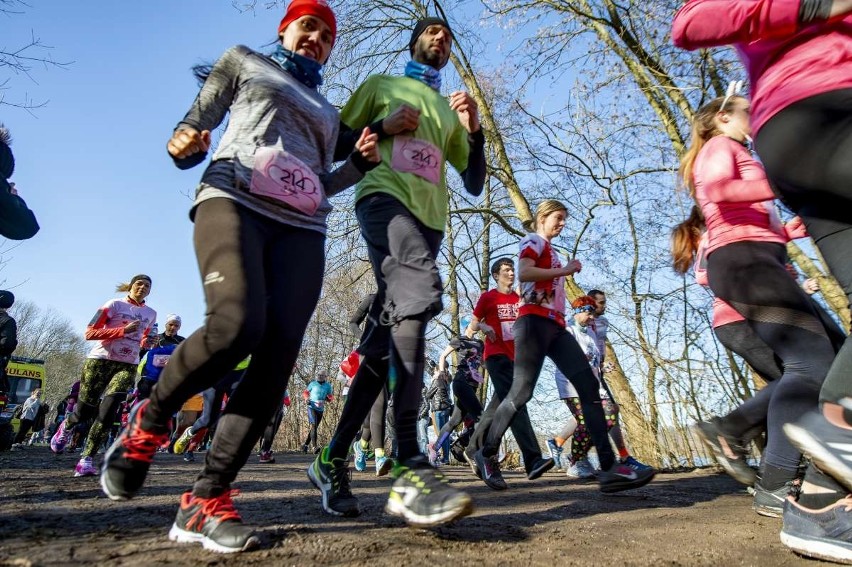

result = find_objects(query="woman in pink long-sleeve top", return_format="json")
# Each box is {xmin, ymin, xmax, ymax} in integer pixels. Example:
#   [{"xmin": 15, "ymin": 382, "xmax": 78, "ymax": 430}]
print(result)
[
  {"xmin": 674, "ymin": 1, "xmax": 852, "ymax": 561},
  {"xmin": 678, "ymin": 93, "xmax": 833, "ymax": 518}
]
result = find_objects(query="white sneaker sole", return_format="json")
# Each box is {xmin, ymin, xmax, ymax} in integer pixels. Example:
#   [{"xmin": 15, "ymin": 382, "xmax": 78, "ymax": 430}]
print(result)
[
  {"xmin": 385, "ymin": 493, "xmax": 474, "ymax": 528},
  {"xmin": 781, "ymin": 530, "xmax": 852, "ymax": 564},
  {"xmin": 168, "ymin": 524, "xmax": 259, "ymax": 553}
]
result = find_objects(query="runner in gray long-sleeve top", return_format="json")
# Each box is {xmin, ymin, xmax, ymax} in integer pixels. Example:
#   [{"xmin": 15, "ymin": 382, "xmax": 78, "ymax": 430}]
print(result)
[{"xmin": 101, "ymin": 0, "xmax": 380, "ymax": 554}]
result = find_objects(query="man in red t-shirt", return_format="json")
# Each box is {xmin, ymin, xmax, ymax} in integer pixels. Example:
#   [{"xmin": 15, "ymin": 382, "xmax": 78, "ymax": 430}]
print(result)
[{"xmin": 464, "ymin": 258, "xmax": 549, "ymax": 479}]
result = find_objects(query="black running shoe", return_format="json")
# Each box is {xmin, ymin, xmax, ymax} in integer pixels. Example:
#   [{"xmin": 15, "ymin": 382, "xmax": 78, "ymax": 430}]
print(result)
[
  {"xmin": 471, "ymin": 448, "xmax": 508, "ymax": 490},
  {"xmin": 450, "ymin": 439, "xmax": 468, "ymax": 463},
  {"xmin": 307, "ymin": 447, "xmax": 360, "ymax": 517},
  {"xmin": 527, "ymin": 457, "xmax": 555, "ymax": 480},
  {"xmin": 781, "ymin": 496, "xmax": 852, "ymax": 564},
  {"xmin": 598, "ymin": 461, "xmax": 656, "ymax": 493},
  {"xmin": 753, "ymin": 479, "xmax": 801, "ymax": 518},
  {"xmin": 463, "ymin": 447, "xmax": 482, "ymax": 479},
  {"xmin": 695, "ymin": 417, "xmax": 756, "ymax": 486},
  {"xmin": 785, "ymin": 404, "xmax": 852, "ymax": 493},
  {"xmin": 168, "ymin": 490, "xmax": 260, "ymax": 553},
  {"xmin": 101, "ymin": 399, "xmax": 170, "ymax": 501},
  {"xmin": 385, "ymin": 455, "xmax": 474, "ymax": 527}
]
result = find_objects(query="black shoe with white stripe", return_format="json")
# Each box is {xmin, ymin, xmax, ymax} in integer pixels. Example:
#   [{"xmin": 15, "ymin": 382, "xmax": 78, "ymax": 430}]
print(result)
[{"xmin": 385, "ymin": 455, "xmax": 473, "ymax": 527}]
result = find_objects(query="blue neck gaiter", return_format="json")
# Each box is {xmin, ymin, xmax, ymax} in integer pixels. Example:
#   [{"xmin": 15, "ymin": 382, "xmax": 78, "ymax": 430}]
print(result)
[
  {"xmin": 404, "ymin": 59, "xmax": 441, "ymax": 91},
  {"xmin": 270, "ymin": 44, "xmax": 324, "ymax": 89}
]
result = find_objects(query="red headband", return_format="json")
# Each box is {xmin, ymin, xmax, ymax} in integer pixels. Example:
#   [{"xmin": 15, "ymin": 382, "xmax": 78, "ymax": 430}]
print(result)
[{"xmin": 278, "ymin": 0, "xmax": 337, "ymax": 46}]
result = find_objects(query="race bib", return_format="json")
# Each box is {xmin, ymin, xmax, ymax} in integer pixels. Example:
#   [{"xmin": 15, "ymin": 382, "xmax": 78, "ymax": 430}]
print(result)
[
  {"xmin": 500, "ymin": 321, "xmax": 515, "ymax": 342},
  {"xmin": 249, "ymin": 147, "xmax": 322, "ymax": 215},
  {"xmin": 391, "ymin": 137, "xmax": 442, "ymax": 184},
  {"xmin": 107, "ymin": 339, "xmax": 138, "ymax": 364},
  {"xmin": 152, "ymin": 354, "xmax": 171, "ymax": 368}
]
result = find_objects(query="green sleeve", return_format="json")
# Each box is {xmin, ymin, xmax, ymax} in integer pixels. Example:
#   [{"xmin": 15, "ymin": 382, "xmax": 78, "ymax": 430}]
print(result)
[{"xmin": 340, "ymin": 76, "xmax": 379, "ymax": 129}]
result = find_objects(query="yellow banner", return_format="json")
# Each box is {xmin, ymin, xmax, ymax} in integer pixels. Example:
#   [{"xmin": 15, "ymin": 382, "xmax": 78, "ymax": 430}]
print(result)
[{"xmin": 5, "ymin": 361, "xmax": 46, "ymax": 381}]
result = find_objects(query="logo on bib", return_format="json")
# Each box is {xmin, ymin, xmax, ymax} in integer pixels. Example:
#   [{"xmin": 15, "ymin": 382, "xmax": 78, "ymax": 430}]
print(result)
[
  {"xmin": 250, "ymin": 147, "xmax": 323, "ymax": 215},
  {"xmin": 391, "ymin": 137, "xmax": 442, "ymax": 184}
]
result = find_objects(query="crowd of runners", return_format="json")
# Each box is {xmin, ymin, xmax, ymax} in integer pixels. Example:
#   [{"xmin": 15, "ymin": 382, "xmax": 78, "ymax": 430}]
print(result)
[{"xmin": 3, "ymin": 0, "xmax": 852, "ymax": 563}]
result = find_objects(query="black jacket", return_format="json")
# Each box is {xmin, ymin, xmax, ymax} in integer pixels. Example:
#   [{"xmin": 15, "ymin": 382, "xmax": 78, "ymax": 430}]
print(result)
[
  {"xmin": 425, "ymin": 374, "xmax": 452, "ymax": 411},
  {"xmin": 0, "ymin": 311, "xmax": 18, "ymax": 358},
  {"xmin": 0, "ymin": 178, "xmax": 39, "ymax": 240}
]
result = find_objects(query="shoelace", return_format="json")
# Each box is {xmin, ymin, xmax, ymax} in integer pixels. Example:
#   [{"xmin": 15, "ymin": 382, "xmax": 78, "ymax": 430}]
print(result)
[
  {"xmin": 122, "ymin": 419, "xmax": 169, "ymax": 463},
  {"xmin": 330, "ymin": 462, "xmax": 353, "ymax": 496},
  {"xmin": 185, "ymin": 489, "xmax": 242, "ymax": 530}
]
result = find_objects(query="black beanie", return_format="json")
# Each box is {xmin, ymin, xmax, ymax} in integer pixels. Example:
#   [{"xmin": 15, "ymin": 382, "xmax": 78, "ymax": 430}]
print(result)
[
  {"xmin": 130, "ymin": 274, "xmax": 152, "ymax": 286},
  {"xmin": 409, "ymin": 17, "xmax": 454, "ymax": 55},
  {"xmin": 0, "ymin": 290, "xmax": 15, "ymax": 309},
  {"xmin": 0, "ymin": 125, "xmax": 14, "ymax": 180}
]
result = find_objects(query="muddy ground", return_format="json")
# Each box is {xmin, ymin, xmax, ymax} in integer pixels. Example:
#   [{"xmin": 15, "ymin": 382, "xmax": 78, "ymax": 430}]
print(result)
[{"xmin": 0, "ymin": 446, "xmax": 818, "ymax": 567}]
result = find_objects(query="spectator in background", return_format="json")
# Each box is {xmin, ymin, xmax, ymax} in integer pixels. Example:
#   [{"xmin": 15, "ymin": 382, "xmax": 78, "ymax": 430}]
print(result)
[
  {"xmin": 0, "ymin": 125, "xmax": 39, "ymax": 241},
  {"xmin": 13, "ymin": 388, "xmax": 41, "ymax": 446},
  {"xmin": 425, "ymin": 368, "xmax": 452, "ymax": 462},
  {"xmin": 417, "ymin": 384, "xmax": 431, "ymax": 454}
]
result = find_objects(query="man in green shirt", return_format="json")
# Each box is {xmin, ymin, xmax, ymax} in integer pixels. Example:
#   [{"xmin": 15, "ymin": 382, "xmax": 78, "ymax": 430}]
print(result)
[{"xmin": 309, "ymin": 17, "xmax": 486, "ymax": 528}]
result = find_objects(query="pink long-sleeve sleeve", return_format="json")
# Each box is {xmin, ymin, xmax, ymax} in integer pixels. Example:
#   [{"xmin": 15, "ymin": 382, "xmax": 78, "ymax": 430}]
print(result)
[
  {"xmin": 672, "ymin": 0, "xmax": 800, "ymax": 50},
  {"xmin": 693, "ymin": 137, "xmax": 775, "ymax": 203}
]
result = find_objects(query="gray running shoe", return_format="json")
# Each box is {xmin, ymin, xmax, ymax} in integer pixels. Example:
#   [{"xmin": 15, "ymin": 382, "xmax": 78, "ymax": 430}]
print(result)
[{"xmin": 781, "ymin": 496, "xmax": 852, "ymax": 564}]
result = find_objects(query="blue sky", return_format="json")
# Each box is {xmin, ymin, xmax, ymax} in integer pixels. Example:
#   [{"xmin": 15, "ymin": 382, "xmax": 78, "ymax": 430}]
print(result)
[{"xmin": 2, "ymin": 2, "xmax": 332, "ymax": 333}]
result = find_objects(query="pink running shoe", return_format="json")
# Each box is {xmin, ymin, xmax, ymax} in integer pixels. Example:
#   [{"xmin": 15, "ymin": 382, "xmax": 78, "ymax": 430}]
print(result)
[
  {"xmin": 74, "ymin": 456, "xmax": 98, "ymax": 477},
  {"xmin": 50, "ymin": 419, "xmax": 73, "ymax": 454},
  {"xmin": 427, "ymin": 443, "xmax": 440, "ymax": 467}
]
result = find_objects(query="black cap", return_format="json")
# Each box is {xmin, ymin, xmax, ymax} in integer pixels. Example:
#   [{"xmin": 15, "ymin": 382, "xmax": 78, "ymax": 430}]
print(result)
[
  {"xmin": 0, "ymin": 290, "xmax": 15, "ymax": 309},
  {"xmin": 409, "ymin": 17, "xmax": 454, "ymax": 55}
]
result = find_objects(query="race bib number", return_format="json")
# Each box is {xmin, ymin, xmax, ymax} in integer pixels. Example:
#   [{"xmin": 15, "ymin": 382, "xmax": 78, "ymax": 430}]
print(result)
[
  {"xmin": 500, "ymin": 321, "xmax": 515, "ymax": 342},
  {"xmin": 152, "ymin": 354, "xmax": 171, "ymax": 368},
  {"xmin": 391, "ymin": 137, "xmax": 442, "ymax": 184},
  {"xmin": 250, "ymin": 147, "xmax": 322, "ymax": 215}
]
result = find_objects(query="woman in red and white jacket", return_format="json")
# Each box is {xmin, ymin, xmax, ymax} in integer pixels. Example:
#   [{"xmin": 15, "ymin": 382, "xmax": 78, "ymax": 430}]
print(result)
[
  {"xmin": 470, "ymin": 199, "xmax": 656, "ymax": 494},
  {"xmin": 51, "ymin": 274, "xmax": 156, "ymax": 478}
]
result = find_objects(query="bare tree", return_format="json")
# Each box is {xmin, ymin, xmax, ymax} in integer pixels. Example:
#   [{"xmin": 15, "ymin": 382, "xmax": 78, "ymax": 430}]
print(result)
[
  {"xmin": 10, "ymin": 299, "xmax": 87, "ymax": 409},
  {"xmin": 1, "ymin": 1, "xmax": 72, "ymax": 112}
]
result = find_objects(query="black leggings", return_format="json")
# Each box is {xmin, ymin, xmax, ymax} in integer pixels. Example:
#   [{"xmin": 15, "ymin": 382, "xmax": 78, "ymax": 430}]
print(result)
[
  {"xmin": 708, "ymin": 241, "xmax": 834, "ymax": 472},
  {"xmin": 714, "ymin": 321, "xmax": 781, "ymax": 442},
  {"xmin": 481, "ymin": 315, "xmax": 616, "ymax": 470},
  {"xmin": 359, "ymin": 385, "xmax": 387, "ymax": 450},
  {"xmin": 144, "ymin": 198, "xmax": 325, "ymax": 498},
  {"xmin": 435, "ymin": 378, "xmax": 482, "ymax": 449},
  {"xmin": 326, "ymin": 195, "xmax": 442, "ymax": 463},
  {"xmin": 304, "ymin": 408, "xmax": 325, "ymax": 449},
  {"xmin": 714, "ymin": 301, "xmax": 846, "ymax": 443},
  {"xmin": 260, "ymin": 403, "xmax": 284, "ymax": 453},
  {"xmin": 469, "ymin": 355, "xmax": 542, "ymax": 471},
  {"xmin": 756, "ymin": 89, "xmax": 852, "ymax": 408}
]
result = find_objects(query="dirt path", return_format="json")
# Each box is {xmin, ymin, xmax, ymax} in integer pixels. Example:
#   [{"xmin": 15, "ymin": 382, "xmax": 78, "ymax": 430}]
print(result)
[{"xmin": 0, "ymin": 447, "xmax": 814, "ymax": 566}]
